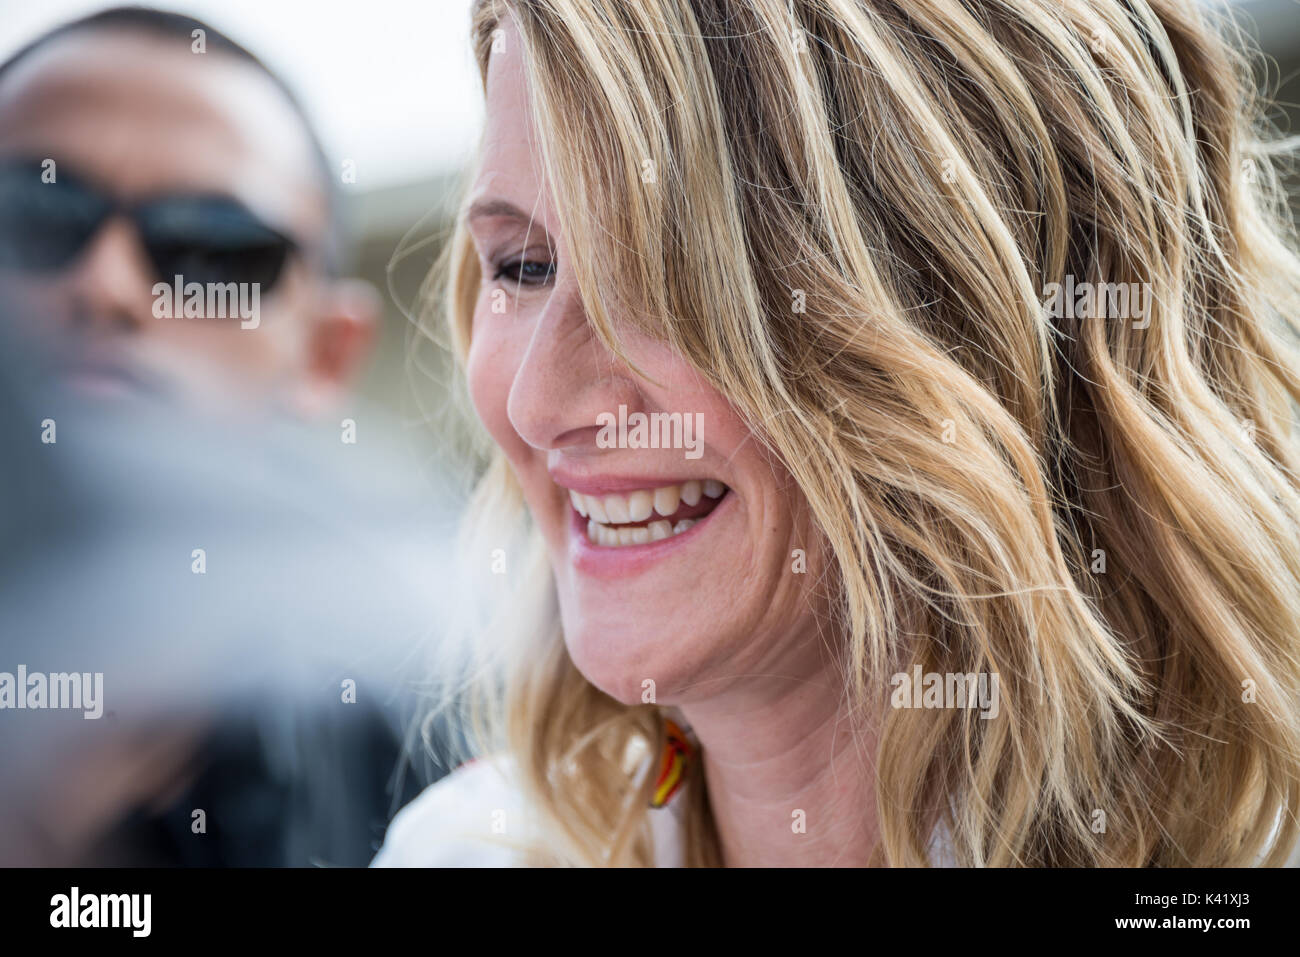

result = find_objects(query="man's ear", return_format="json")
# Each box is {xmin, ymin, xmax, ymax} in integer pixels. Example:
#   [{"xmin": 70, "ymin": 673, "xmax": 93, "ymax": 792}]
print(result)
[{"xmin": 293, "ymin": 278, "xmax": 381, "ymax": 417}]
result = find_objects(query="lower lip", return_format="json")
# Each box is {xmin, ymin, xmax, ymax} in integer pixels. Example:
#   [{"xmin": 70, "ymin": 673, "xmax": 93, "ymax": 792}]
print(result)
[{"xmin": 567, "ymin": 491, "xmax": 733, "ymax": 579}]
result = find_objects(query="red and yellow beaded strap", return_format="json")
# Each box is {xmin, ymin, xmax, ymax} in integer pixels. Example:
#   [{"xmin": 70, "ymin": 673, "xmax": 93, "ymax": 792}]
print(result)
[{"xmin": 649, "ymin": 718, "xmax": 693, "ymax": 808}]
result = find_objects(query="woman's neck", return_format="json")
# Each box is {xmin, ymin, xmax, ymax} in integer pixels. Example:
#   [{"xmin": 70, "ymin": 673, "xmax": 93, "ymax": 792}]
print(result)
[{"xmin": 680, "ymin": 656, "xmax": 879, "ymax": 867}]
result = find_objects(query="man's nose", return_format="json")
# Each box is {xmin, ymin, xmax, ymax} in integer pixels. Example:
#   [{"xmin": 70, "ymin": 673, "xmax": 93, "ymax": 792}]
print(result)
[{"xmin": 66, "ymin": 216, "xmax": 157, "ymax": 334}]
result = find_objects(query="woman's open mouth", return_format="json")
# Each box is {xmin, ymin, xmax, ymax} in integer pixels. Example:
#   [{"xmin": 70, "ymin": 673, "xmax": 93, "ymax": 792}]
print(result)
[{"xmin": 569, "ymin": 480, "xmax": 729, "ymax": 547}]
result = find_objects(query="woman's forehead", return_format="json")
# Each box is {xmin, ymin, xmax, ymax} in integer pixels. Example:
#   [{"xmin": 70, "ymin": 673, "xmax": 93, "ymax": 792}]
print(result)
[{"xmin": 476, "ymin": 17, "xmax": 555, "ymax": 231}]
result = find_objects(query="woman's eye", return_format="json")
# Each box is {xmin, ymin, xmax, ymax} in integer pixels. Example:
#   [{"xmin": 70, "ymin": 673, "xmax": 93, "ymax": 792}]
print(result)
[{"xmin": 492, "ymin": 258, "xmax": 555, "ymax": 286}]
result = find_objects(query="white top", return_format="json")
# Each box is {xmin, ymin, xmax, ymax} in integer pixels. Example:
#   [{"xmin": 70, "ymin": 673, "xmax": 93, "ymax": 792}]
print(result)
[
  {"xmin": 370, "ymin": 754, "xmax": 689, "ymax": 867},
  {"xmin": 370, "ymin": 751, "xmax": 964, "ymax": 867},
  {"xmin": 375, "ymin": 754, "xmax": 1300, "ymax": 866}
]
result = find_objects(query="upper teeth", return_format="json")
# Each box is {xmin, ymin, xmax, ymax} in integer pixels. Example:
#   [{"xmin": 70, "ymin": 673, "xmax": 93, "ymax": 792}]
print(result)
[{"xmin": 568, "ymin": 480, "xmax": 726, "ymax": 523}]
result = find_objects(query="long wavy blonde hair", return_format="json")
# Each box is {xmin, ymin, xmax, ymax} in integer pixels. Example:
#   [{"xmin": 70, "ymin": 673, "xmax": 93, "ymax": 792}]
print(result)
[{"xmin": 426, "ymin": 0, "xmax": 1300, "ymax": 866}]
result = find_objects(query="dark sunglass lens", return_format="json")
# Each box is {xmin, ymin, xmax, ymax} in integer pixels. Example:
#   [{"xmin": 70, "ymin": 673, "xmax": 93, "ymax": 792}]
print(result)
[
  {"xmin": 148, "ymin": 241, "xmax": 290, "ymax": 291},
  {"xmin": 0, "ymin": 165, "xmax": 107, "ymax": 271},
  {"xmin": 139, "ymin": 198, "xmax": 294, "ymax": 292}
]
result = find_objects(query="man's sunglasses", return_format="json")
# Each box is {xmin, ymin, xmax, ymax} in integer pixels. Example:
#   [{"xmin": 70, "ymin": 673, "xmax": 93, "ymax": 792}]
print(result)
[{"xmin": 0, "ymin": 160, "xmax": 300, "ymax": 293}]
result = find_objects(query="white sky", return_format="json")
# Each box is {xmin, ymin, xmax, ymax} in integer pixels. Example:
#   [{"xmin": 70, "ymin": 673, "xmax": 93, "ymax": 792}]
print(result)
[{"xmin": 0, "ymin": 0, "xmax": 483, "ymax": 190}]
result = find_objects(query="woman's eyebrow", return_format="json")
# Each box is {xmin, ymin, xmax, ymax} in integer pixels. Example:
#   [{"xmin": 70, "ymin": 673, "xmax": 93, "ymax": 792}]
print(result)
[{"xmin": 466, "ymin": 197, "xmax": 535, "ymax": 224}]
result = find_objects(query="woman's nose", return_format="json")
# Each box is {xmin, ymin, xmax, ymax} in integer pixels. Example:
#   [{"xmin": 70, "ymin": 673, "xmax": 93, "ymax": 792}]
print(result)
[{"xmin": 505, "ymin": 276, "xmax": 641, "ymax": 455}]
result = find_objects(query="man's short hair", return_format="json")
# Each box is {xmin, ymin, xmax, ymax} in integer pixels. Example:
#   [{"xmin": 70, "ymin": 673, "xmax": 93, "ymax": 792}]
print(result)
[{"xmin": 0, "ymin": 5, "xmax": 346, "ymax": 272}]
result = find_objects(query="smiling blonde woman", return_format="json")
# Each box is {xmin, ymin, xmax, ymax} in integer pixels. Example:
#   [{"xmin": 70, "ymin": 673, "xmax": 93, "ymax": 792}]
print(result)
[{"xmin": 373, "ymin": 0, "xmax": 1300, "ymax": 867}]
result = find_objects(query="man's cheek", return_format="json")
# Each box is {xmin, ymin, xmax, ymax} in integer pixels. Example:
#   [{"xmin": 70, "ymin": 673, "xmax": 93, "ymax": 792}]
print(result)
[
  {"xmin": 0, "ymin": 275, "xmax": 45, "ymax": 311},
  {"xmin": 0, "ymin": 277, "xmax": 63, "ymax": 338}
]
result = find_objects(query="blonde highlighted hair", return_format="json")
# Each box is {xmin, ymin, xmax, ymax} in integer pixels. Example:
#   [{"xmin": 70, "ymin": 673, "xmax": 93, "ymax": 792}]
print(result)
[{"xmin": 430, "ymin": 0, "xmax": 1300, "ymax": 865}]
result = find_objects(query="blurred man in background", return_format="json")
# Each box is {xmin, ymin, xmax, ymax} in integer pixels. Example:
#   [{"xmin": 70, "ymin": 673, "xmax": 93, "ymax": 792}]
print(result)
[
  {"xmin": 0, "ymin": 6, "xmax": 378, "ymax": 415},
  {"xmin": 0, "ymin": 7, "xmax": 446, "ymax": 866}
]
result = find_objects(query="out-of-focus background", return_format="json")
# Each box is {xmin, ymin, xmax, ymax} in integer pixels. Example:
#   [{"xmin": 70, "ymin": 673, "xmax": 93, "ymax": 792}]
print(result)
[
  {"xmin": 1, "ymin": 0, "xmax": 1292, "ymax": 441},
  {"xmin": 0, "ymin": 0, "xmax": 499, "ymax": 867}
]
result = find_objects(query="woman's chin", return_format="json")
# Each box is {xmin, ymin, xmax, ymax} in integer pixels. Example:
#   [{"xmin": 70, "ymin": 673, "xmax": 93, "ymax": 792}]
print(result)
[{"xmin": 558, "ymin": 614, "xmax": 706, "ymax": 707}]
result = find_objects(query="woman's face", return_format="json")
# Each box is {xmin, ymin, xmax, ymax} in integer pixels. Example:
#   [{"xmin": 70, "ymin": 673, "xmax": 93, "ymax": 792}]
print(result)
[{"xmin": 464, "ymin": 18, "xmax": 827, "ymax": 705}]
